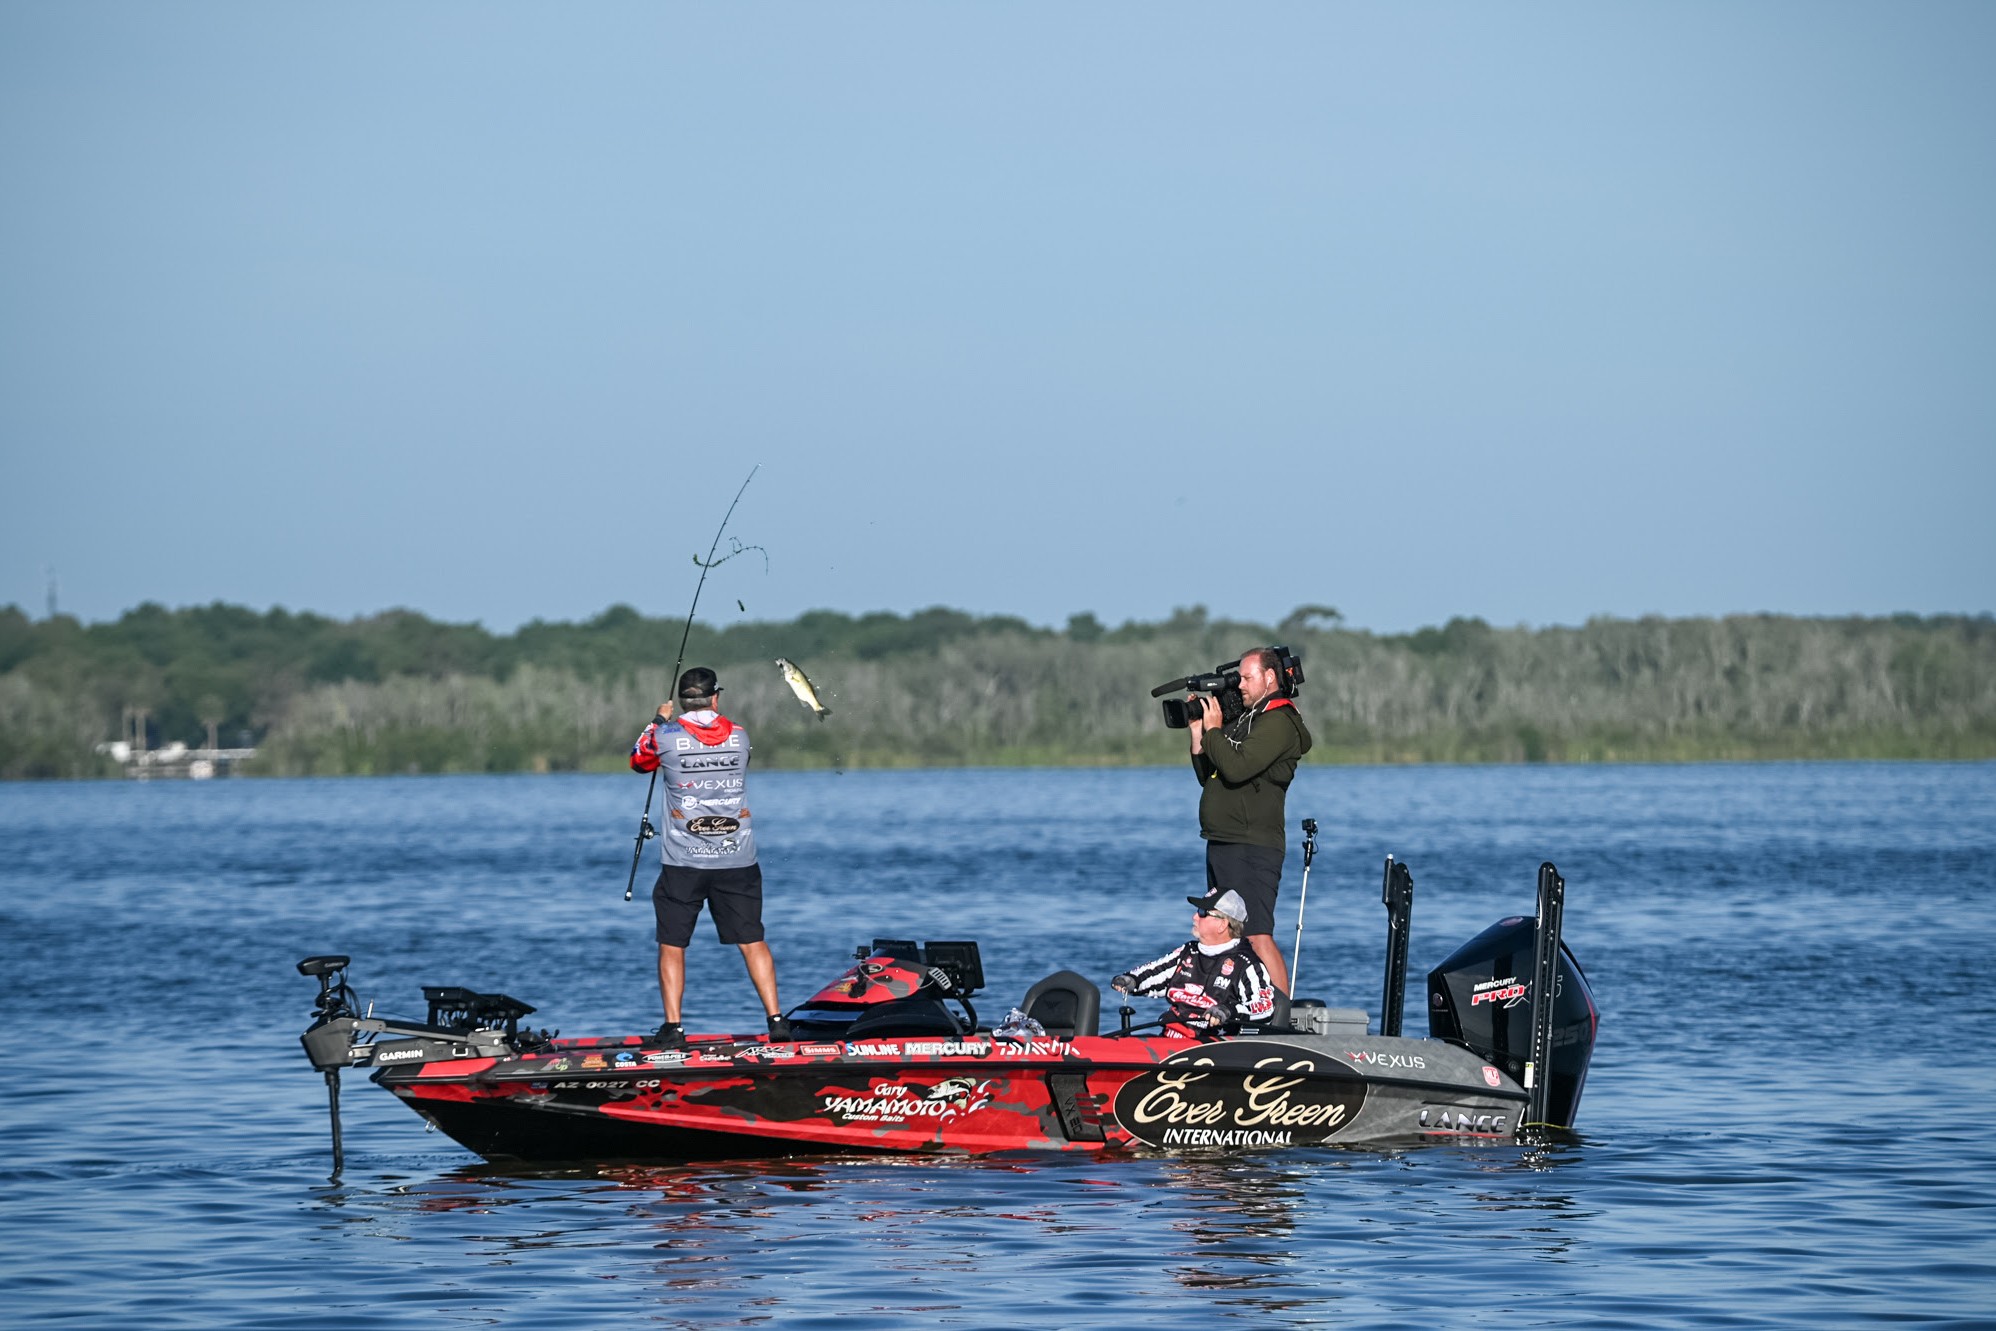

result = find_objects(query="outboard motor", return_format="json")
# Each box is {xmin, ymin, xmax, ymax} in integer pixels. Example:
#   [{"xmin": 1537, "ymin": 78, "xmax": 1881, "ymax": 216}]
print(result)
[{"xmin": 1427, "ymin": 865, "xmax": 1599, "ymax": 1130}]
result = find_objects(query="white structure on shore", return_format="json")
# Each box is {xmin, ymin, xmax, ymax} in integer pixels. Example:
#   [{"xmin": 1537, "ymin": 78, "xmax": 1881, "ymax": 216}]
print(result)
[{"xmin": 97, "ymin": 710, "xmax": 255, "ymax": 779}]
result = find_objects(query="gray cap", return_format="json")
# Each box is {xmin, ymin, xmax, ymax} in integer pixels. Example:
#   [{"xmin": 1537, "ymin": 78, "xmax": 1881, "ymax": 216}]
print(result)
[{"xmin": 1188, "ymin": 889, "xmax": 1249, "ymax": 923}]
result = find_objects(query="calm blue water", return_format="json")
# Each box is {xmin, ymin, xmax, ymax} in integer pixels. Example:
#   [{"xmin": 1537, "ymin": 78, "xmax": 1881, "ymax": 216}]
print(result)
[{"xmin": 2, "ymin": 763, "xmax": 1993, "ymax": 1328}]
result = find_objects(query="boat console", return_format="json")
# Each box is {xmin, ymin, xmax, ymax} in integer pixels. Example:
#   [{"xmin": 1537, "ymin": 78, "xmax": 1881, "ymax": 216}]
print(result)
[{"xmin": 785, "ymin": 938, "xmax": 988, "ymax": 1041}]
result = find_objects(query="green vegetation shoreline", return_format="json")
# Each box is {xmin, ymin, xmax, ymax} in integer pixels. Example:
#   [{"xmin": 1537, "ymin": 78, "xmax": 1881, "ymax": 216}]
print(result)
[{"xmin": 2, "ymin": 602, "xmax": 1991, "ymax": 779}]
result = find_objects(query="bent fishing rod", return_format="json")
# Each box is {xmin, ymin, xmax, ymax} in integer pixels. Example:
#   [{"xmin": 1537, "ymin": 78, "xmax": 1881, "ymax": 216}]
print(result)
[{"xmin": 623, "ymin": 463, "xmax": 759, "ymax": 901}]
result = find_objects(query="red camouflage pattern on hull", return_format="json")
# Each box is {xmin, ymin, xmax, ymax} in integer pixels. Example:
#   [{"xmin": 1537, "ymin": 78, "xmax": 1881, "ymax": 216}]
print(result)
[
  {"xmin": 382, "ymin": 1032, "xmax": 1182, "ymax": 1160},
  {"xmin": 377, "ymin": 1030, "xmax": 1421, "ymax": 1161}
]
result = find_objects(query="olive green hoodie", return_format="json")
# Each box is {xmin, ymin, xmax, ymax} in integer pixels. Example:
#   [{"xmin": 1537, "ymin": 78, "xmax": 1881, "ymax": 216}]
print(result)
[{"xmin": 1191, "ymin": 698, "xmax": 1313, "ymax": 850}]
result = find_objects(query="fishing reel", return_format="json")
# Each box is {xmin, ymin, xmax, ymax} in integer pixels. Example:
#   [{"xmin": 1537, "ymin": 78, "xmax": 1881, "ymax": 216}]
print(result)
[{"xmin": 623, "ymin": 814, "xmax": 658, "ymax": 901}]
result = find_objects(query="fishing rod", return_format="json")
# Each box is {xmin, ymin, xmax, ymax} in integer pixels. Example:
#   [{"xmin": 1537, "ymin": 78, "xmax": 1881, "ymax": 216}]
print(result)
[{"xmin": 623, "ymin": 464, "xmax": 760, "ymax": 901}]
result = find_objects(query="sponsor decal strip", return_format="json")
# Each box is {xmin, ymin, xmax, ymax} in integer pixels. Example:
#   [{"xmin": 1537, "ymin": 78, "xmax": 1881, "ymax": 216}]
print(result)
[
  {"xmin": 1112, "ymin": 1043, "xmax": 1369, "ymax": 1148},
  {"xmin": 1160, "ymin": 1128, "xmax": 1295, "ymax": 1147}
]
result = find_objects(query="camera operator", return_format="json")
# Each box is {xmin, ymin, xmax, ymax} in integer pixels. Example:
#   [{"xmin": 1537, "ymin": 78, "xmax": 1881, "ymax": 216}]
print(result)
[{"xmin": 1187, "ymin": 646, "xmax": 1313, "ymax": 994}]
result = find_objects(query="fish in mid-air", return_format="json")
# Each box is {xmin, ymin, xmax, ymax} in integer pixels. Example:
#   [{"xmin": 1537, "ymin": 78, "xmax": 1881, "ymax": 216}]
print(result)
[{"xmin": 775, "ymin": 658, "xmax": 831, "ymax": 719}]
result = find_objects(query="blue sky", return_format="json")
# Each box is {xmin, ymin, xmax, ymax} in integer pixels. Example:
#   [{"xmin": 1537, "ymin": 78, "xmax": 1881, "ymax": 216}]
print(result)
[{"xmin": 2, "ymin": 3, "xmax": 1990, "ymax": 635}]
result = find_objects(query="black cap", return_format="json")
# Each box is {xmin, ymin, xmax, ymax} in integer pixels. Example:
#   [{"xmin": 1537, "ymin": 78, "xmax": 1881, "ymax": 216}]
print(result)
[{"xmin": 677, "ymin": 667, "xmax": 721, "ymax": 700}]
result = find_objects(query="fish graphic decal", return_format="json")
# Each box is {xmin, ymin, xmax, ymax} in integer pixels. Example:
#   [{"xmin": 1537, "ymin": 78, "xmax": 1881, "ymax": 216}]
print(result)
[{"xmin": 925, "ymin": 1076, "xmax": 995, "ymax": 1117}]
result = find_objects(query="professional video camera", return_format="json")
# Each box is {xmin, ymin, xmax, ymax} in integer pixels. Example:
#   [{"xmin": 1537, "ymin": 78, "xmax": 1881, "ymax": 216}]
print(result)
[{"xmin": 1151, "ymin": 645, "xmax": 1304, "ymax": 729}]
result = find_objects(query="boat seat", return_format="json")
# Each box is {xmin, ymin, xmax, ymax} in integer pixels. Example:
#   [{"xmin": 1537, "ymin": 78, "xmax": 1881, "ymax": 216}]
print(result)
[
  {"xmin": 1234, "ymin": 989, "xmax": 1292, "ymax": 1036},
  {"xmin": 1021, "ymin": 970, "xmax": 1100, "ymax": 1038}
]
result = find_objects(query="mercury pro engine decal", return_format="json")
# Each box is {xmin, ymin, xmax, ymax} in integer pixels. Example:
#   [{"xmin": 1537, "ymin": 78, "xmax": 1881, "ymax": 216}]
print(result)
[{"xmin": 1111, "ymin": 1039, "xmax": 1369, "ymax": 1149}]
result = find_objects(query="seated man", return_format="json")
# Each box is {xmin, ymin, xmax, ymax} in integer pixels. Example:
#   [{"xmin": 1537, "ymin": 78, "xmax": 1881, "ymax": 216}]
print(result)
[{"xmin": 1111, "ymin": 889, "xmax": 1277, "ymax": 1037}]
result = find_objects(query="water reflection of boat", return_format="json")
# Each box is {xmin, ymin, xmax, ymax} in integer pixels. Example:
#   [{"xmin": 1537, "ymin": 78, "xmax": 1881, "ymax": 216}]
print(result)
[{"xmin": 297, "ymin": 861, "xmax": 1597, "ymax": 1172}]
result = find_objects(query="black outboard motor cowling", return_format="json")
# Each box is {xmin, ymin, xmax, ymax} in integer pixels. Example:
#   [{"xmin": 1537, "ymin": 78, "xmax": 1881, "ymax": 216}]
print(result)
[{"xmin": 1428, "ymin": 916, "xmax": 1598, "ymax": 1129}]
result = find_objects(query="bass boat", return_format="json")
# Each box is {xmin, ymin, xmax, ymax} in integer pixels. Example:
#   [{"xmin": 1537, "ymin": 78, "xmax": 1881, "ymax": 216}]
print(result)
[{"xmin": 298, "ymin": 860, "xmax": 1597, "ymax": 1171}]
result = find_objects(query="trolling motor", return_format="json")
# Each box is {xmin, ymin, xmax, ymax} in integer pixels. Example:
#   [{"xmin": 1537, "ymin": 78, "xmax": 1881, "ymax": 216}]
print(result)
[
  {"xmin": 298, "ymin": 956, "xmax": 358, "ymax": 1178},
  {"xmin": 296, "ymin": 956, "xmax": 545, "ymax": 1179}
]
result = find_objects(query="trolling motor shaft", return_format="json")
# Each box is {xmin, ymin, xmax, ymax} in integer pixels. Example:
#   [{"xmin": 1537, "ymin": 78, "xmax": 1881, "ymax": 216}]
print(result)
[{"xmin": 298, "ymin": 955, "xmax": 355, "ymax": 1179}]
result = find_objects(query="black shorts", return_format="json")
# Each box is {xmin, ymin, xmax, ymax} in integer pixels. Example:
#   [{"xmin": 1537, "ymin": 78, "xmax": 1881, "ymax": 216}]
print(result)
[
  {"xmin": 1206, "ymin": 841, "xmax": 1284, "ymax": 937},
  {"xmin": 652, "ymin": 863, "xmax": 765, "ymax": 947}
]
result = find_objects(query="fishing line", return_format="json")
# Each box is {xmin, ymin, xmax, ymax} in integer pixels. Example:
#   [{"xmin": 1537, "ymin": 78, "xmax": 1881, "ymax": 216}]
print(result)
[{"xmin": 624, "ymin": 464, "xmax": 761, "ymax": 901}]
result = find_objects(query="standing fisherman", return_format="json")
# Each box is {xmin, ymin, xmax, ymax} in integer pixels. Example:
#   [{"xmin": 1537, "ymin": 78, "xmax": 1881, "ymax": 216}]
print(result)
[{"xmin": 630, "ymin": 667, "xmax": 788, "ymax": 1047}]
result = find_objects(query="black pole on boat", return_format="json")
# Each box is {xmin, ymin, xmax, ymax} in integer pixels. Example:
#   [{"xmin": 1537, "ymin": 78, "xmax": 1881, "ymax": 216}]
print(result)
[
  {"xmin": 1378, "ymin": 855, "xmax": 1415, "ymax": 1038},
  {"xmin": 1524, "ymin": 860, "xmax": 1566, "ymax": 1130},
  {"xmin": 1288, "ymin": 817, "xmax": 1320, "ymax": 992},
  {"xmin": 624, "ymin": 464, "xmax": 760, "ymax": 901}
]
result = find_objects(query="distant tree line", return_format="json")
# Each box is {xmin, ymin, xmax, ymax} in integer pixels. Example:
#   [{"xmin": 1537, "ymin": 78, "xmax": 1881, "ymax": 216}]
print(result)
[{"xmin": 1, "ymin": 600, "xmax": 1992, "ymax": 779}]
